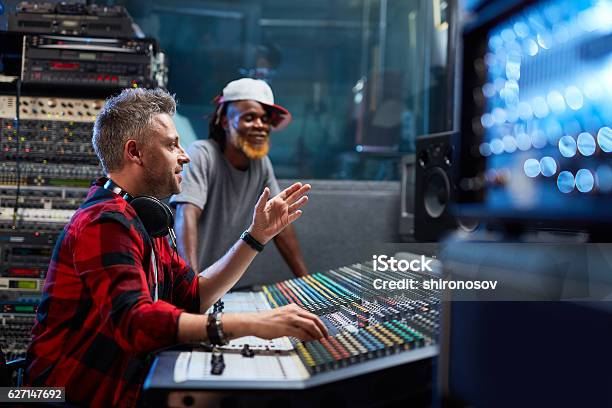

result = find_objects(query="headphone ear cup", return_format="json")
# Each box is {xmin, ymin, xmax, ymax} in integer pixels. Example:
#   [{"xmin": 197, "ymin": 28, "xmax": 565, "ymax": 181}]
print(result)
[{"xmin": 130, "ymin": 196, "xmax": 174, "ymax": 238}]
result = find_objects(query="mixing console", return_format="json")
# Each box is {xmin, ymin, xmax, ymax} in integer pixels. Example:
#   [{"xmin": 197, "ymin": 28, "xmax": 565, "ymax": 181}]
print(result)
[
  {"xmin": 149, "ymin": 255, "xmax": 441, "ymax": 393},
  {"xmin": 260, "ymin": 260, "xmax": 439, "ymax": 375}
]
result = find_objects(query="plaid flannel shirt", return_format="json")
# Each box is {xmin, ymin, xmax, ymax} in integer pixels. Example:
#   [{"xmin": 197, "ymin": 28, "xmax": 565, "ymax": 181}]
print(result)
[{"xmin": 25, "ymin": 178, "xmax": 200, "ymax": 407}]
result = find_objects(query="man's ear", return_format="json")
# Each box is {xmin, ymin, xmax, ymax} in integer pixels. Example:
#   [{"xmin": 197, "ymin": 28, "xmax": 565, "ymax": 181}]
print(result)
[
  {"xmin": 221, "ymin": 114, "xmax": 229, "ymax": 132},
  {"xmin": 125, "ymin": 140, "xmax": 143, "ymax": 165}
]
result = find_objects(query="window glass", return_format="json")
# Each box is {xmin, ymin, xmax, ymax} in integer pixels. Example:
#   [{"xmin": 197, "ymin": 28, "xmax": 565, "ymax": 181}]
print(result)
[{"xmin": 121, "ymin": 0, "xmax": 452, "ymax": 180}]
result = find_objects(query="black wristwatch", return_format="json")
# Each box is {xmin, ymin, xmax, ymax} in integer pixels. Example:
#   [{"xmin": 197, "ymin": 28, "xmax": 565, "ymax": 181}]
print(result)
[
  {"xmin": 206, "ymin": 312, "xmax": 228, "ymax": 346},
  {"xmin": 241, "ymin": 230, "xmax": 265, "ymax": 252}
]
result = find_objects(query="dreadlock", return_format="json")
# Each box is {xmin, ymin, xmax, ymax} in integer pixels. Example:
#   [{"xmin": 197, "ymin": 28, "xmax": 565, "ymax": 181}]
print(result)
[{"xmin": 208, "ymin": 102, "xmax": 228, "ymax": 151}]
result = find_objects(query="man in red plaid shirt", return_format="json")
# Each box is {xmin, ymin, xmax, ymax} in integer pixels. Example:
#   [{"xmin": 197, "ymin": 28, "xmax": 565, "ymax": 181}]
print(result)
[{"xmin": 25, "ymin": 88, "xmax": 326, "ymax": 407}]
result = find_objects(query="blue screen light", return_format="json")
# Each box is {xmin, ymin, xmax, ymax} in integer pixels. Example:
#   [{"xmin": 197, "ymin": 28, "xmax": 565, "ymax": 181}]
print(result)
[
  {"xmin": 577, "ymin": 132, "xmax": 596, "ymax": 156},
  {"xmin": 516, "ymin": 132, "xmax": 532, "ymax": 151},
  {"xmin": 557, "ymin": 171, "xmax": 575, "ymax": 193},
  {"xmin": 532, "ymin": 96, "xmax": 550, "ymax": 119},
  {"xmin": 524, "ymin": 158, "xmax": 541, "ymax": 178},
  {"xmin": 524, "ymin": 38, "xmax": 539, "ymax": 56},
  {"xmin": 472, "ymin": 0, "xmax": 612, "ymax": 219},
  {"xmin": 518, "ymin": 102, "xmax": 534, "ymax": 121},
  {"xmin": 597, "ymin": 127, "xmax": 612, "ymax": 153},
  {"xmin": 513, "ymin": 21, "xmax": 530, "ymax": 38},
  {"xmin": 558, "ymin": 136, "xmax": 577, "ymax": 157},
  {"xmin": 540, "ymin": 156, "xmax": 557, "ymax": 177},
  {"xmin": 490, "ymin": 138, "xmax": 504, "ymax": 154},
  {"xmin": 481, "ymin": 113, "xmax": 495, "ymax": 128},
  {"xmin": 502, "ymin": 136, "xmax": 518, "ymax": 153},
  {"xmin": 479, "ymin": 142, "xmax": 492, "ymax": 157},
  {"xmin": 546, "ymin": 90, "xmax": 566, "ymax": 114},
  {"xmin": 531, "ymin": 130, "xmax": 547, "ymax": 149},
  {"xmin": 575, "ymin": 169, "xmax": 595, "ymax": 193},
  {"xmin": 564, "ymin": 86, "xmax": 584, "ymax": 110}
]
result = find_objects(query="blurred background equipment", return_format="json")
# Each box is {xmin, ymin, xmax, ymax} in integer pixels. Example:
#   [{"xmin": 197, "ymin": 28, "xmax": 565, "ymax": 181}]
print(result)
[
  {"xmin": 456, "ymin": 0, "xmax": 612, "ymax": 235},
  {"xmin": 439, "ymin": 0, "xmax": 612, "ymax": 406},
  {"xmin": 115, "ymin": 0, "xmax": 454, "ymax": 181},
  {"xmin": 8, "ymin": 1, "xmax": 141, "ymax": 37},
  {"xmin": 20, "ymin": 34, "xmax": 164, "ymax": 90}
]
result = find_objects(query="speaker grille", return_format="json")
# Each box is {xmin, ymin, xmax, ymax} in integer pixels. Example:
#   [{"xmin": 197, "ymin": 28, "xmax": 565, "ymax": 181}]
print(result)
[{"xmin": 423, "ymin": 167, "xmax": 450, "ymax": 219}]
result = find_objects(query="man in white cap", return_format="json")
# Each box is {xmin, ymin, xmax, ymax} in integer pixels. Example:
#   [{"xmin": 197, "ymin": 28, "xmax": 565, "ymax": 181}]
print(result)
[{"xmin": 171, "ymin": 78, "xmax": 308, "ymax": 279}]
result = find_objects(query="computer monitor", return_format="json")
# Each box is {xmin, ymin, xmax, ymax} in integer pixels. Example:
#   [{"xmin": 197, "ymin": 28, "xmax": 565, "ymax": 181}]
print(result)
[{"xmin": 456, "ymin": 0, "xmax": 612, "ymax": 232}]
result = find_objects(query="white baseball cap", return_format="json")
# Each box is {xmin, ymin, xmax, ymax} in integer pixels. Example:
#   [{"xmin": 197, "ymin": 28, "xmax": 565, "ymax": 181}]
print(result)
[{"xmin": 217, "ymin": 78, "xmax": 292, "ymax": 131}]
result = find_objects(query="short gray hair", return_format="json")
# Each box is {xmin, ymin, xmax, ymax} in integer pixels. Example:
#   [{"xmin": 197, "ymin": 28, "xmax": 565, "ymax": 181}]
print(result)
[{"xmin": 92, "ymin": 88, "xmax": 177, "ymax": 174}]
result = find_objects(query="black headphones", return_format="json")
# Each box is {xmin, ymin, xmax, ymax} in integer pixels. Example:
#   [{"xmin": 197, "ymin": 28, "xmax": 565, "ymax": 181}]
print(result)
[{"xmin": 103, "ymin": 179, "xmax": 178, "ymax": 247}]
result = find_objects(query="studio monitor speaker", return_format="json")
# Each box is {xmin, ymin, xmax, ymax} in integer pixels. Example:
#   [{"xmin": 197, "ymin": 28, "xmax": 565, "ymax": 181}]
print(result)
[{"xmin": 414, "ymin": 131, "xmax": 477, "ymax": 241}]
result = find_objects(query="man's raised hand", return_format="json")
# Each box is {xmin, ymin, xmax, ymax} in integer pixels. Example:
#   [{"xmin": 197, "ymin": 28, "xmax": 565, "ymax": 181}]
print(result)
[{"xmin": 249, "ymin": 182, "xmax": 310, "ymax": 244}]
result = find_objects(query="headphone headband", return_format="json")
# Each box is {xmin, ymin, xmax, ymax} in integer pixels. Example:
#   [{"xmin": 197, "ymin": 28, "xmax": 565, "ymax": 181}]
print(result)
[{"xmin": 103, "ymin": 179, "xmax": 134, "ymax": 202}]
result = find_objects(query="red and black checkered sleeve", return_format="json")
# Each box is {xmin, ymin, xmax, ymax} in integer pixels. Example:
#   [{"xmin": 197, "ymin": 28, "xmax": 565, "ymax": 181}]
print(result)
[
  {"xmin": 72, "ymin": 214, "xmax": 183, "ymax": 354},
  {"xmin": 171, "ymin": 255, "xmax": 200, "ymax": 313}
]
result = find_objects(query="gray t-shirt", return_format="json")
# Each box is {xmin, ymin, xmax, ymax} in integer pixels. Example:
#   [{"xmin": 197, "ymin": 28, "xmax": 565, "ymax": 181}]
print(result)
[{"xmin": 170, "ymin": 139, "xmax": 280, "ymax": 272}]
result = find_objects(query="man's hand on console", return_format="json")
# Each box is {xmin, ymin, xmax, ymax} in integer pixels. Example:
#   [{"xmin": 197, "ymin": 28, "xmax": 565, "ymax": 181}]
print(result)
[{"xmin": 223, "ymin": 303, "xmax": 328, "ymax": 341}]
